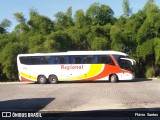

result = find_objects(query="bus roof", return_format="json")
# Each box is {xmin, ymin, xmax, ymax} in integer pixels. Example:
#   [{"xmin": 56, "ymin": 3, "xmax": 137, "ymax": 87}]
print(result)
[{"xmin": 17, "ymin": 51, "xmax": 128, "ymax": 57}]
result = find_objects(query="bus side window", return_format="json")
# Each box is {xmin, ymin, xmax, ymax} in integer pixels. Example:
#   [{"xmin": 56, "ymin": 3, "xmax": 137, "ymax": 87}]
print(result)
[
  {"xmin": 70, "ymin": 56, "xmax": 75, "ymax": 64},
  {"xmin": 92, "ymin": 56, "xmax": 99, "ymax": 63},
  {"xmin": 60, "ymin": 56, "xmax": 65, "ymax": 64},
  {"xmin": 75, "ymin": 56, "xmax": 82, "ymax": 64},
  {"xmin": 40, "ymin": 56, "xmax": 49, "ymax": 64},
  {"xmin": 85, "ymin": 56, "xmax": 92, "ymax": 64},
  {"xmin": 19, "ymin": 57, "xmax": 31, "ymax": 65},
  {"xmin": 106, "ymin": 55, "xmax": 114, "ymax": 65},
  {"xmin": 83, "ymin": 56, "xmax": 87, "ymax": 64},
  {"xmin": 64, "ymin": 56, "xmax": 70, "ymax": 64},
  {"xmin": 30, "ymin": 57, "xmax": 41, "ymax": 65},
  {"xmin": 48, "ymin": 56, "xmax": 55, "ymax": 64},
  {"xmin": 100, "ymin": 55, "xmax": 106, "ymax": 64},
  {"xmin": 99, "ymin": 55, "xmax": 114, "ymax": 65},
  {"xmin": 55, "ymin": 57, "xmax": 60, "ymax": 64}
]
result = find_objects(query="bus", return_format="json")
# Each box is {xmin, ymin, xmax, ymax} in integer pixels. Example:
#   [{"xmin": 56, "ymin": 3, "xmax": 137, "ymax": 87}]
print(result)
[{"xmin": 17, "ymin": 51, "xmax": 136, "ymax": 84}]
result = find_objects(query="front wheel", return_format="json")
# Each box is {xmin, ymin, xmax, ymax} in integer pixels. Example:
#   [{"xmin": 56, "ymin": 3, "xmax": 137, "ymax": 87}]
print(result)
[
  {"xmin": 48, "ymin": 75, "xmax": 58, "ymax": 84},
  {"xmin": 110, "ymin": 74, "xmax": 118, "ymax": 83}
]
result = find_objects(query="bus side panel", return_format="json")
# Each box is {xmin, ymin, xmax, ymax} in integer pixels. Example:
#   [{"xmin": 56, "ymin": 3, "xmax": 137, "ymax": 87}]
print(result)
[
  {"xmin": 19, "ymin": 64, "xmax": 105, "ymax": 81},
  {"xmin": 18, "ymin": 64, "xmax": 134, "ymax": 82},
  {"xmin": 59, "ymin": 64, "xmax": 104, "ymax": 81}
]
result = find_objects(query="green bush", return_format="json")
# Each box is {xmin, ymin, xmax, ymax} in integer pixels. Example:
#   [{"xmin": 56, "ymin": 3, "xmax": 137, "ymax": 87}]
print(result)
[{"xmin": 145, "ymin": 66, "xmax": 155, "ymax": 78}]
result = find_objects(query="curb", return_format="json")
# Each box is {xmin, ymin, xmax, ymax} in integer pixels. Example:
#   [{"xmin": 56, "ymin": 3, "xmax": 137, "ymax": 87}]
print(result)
[{"xmin": 0, "ymin": 82, "xmax": 33, "ymax": 84}]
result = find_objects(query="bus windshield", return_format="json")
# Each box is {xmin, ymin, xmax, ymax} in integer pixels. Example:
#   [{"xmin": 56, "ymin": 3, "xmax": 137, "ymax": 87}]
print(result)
[
  {"xmin": 112, "ymin": 55, "xmax": 135, "ymax": 71},
  {"xmin": 119, "ymin": 59, "xmax": 133, "ymax": 71}
]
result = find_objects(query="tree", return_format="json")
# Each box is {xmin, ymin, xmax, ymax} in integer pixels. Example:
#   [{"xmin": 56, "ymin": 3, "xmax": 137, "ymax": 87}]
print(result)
[
  {"xmin": 0, "ymin": 42, "xmax": 27, "ymax": 80},
  {"xmin": 14, "ymin": 12, "xmax": 30, "ymax": 33},
  {"xmin": 154, "ymin": 38, "xmax": 160, "ymax": 65},
  {"xmin": 91, "ymin": 37, "xmax": 108, "ymax": 50},
  {"xmin": 0, "ymin": 19, "xmax": 11, "ymax": 34},
  {"xmin": 122, "ymin": 0, "xmax": 132, "ymax": 17},
  {"xmin": 136, "ymin": 39, "xmax": 154, "ymax": 61},
  {"xmin": 28, "ymin": 8, "xmax": 54, "ymax": 35},
  {"xmin": 54, "ymin": 7, "xmax": 73, "ymax": 30},
  {"xmin": 74, "ymin": 9, "xmax": 86, "ymax": 27},
  {"xmin": 66, "ymin": 7, "xmax": 74, "ymax": 27},
  {"xmin": 86, "ymin": 3, "xmax": 114, "ymax": 25},
  {"xmin": 110, "ymin": 25, "xmax": 125, "ymax": 51},
  {"xmin": 44, "ymin": 30, "xmax": 73, "ymax": 52},
  {"xmin": 67, "ymin": 26, "xmax": 89, "ymax": 50},
  {"xmin": 28, "ymin": 35, "xmax": 47, "ymax": 53}
]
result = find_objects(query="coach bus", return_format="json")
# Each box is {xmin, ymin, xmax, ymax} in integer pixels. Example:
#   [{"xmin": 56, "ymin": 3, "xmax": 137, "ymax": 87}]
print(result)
[{"xmin": 17, "ymin": 51, "xmax": 136, "ymax": 84}]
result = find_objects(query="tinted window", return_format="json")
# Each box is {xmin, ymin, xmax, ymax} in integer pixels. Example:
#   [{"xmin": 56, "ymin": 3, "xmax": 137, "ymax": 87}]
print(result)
[
  {"xmin": 112, "ymin": 55, "xmax": 128, "ymax": 63},
  {"xmin": 119, "ymin": 59, "xmax": 132, "ymax": 70},
  {"xmin": 48, "ymin": 56, "xmax": 56, "ymax": 64},
  {"xmin": 30, "ymin": 57, "xmax": 41, "ymax": 64},
  {"xmin": 40, "ymin": 56, "xmax": 50, "ymax": 64},
  {"xmin": 54, "ymin": 56, "xmax": 60, "ymax": 64},
  {"xmin": 92, "ymin": 56, "xmax": 99, "ymax": 63},
  {"xmin": 19, "ymin": 55, "xmax": 114, "ymax": 65},
  {"xmin": 83, "ymin": 55, "xmax": 98, "ymax": 64},
  {"xmin": 59, "ymin": 57, "xmax": 65, "ymax": 64},
  {"xmin": 75, "ymin": 56, "xmax": 82, "ymax": 64},
  {"xmin": 99, "ymin": 55, "xmax": 114, "ymax": 65},
  {"xmin": 106, "ymin": 56, "xmax": 114, "ymax": 65},
  {"xmin": 20, "ymin": 56, "xmax": 49, "ymax": 65},
  {"xmin": 64, "ymin": 56, "xmax": 70, "ymax": 64},
  {"xmin": 48, "ymin": 56, "xmax": 71, "ymax": 64},
  {"xmin": 19, "ymin": 57, "xmax": 31, "ymax": 65},
  {"xmin": 70, "ymin": 56, "xmax": 75, "ymax": 64}
]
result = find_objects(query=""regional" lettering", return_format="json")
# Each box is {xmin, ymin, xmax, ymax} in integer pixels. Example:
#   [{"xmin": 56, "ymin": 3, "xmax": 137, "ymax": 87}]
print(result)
[{"xmin": 61, "ymin": 64, "xmax": 83, "ymax": 70}]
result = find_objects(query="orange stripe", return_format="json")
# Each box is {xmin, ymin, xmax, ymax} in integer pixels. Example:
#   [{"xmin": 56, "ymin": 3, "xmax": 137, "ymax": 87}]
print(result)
[
  {"xmin": 85, "ymin": 64, "xmax": 111, "ymax": 80},
  {"xmin": 86, "ymin": 55, "xmax": 122, "ymax": 80},
  {"xmin": 21, "ymin": 76, "xmax": 34, "ymax": 82}
]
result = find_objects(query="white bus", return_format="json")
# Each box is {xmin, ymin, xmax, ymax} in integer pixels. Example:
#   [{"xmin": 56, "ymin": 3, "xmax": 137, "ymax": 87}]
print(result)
[{"xmin": 17, "ymin": 51, "xmax": 136, "ymax": 84}]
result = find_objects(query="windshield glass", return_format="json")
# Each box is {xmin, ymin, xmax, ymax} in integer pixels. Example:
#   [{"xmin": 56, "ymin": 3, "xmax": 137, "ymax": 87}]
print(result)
[
  {"xmin": 119, "ymin": 59, "xmax": 133, "ymax": 71},
  {"xmin": 112, "ymin": 55, "xmax": 134, "ymax": 71}
]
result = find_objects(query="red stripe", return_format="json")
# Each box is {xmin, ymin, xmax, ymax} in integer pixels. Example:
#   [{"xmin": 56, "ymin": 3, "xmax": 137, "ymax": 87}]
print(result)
[
  {"xmin": 86, "ymin": 55, "xmax": 123, "ymax": 80},
  {"xmin": 21, "ymin": 76, "xmax": 33, "ymax": 82},
  {"xmin": 86, "ymin": 64, "xmax": 120, "ymax": 80}
]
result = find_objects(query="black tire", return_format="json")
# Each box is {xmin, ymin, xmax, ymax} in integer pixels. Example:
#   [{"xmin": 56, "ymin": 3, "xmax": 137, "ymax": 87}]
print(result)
[
  {"xmin": 48, "ymin": 75, "xmax": 58, "ymax": 84},
  {"xmin": 110, "ymin": 74, "xmax": 118, "ymax": 83},
  {"xmin": 38, "ymin": 75, "xmax": 47, "ymax": 84}
]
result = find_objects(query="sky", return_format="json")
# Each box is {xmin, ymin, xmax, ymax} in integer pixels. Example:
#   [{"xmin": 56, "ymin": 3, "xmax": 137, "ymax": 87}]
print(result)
[{"xmin": 0, "ymin": 0, "xmax": 160, "ymax": 32}]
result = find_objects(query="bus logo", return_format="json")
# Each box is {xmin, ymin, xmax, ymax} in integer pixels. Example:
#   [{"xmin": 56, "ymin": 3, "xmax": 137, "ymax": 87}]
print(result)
[
  {"xmin": 61, "ymin": 64, "xmax": 84, "ymax": 70},
  {"xmin": 2, "ymin": 112, "xmax": 11, "ymax": 117}
]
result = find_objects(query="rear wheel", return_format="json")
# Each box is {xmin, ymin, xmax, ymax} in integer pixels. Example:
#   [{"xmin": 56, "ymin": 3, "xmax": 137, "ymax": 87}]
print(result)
[
  {"xmin": 110, "ymin": 74, "xmax": 118, "ymax": 83},
  {"xmin": 38, "ymin": 75, "xmax": 47, "ymax": 84},
  {"xmin": 49, "ymin": 75, "xmax": 58, "ymax": 84}
]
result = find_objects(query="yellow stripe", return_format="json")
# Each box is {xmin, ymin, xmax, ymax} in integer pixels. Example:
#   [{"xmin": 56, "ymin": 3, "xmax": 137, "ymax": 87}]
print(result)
[
  {"xmin": 20, "ymin": 72, "xmax": 37, "ymax": 81},
  {"xmin": 66, "ymin": 64, "xmax": 103, "ymax": 80},
  {"xmin": 20, "ymin": 64, "xmax": 103, "ymax": 81}
]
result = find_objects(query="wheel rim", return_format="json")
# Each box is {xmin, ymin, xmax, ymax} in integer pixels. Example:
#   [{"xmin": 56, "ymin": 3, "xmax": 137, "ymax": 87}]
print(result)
[
  {"xmin": 40, "ymin": 77, "xmax": 45, "ymax": 83},
  {"xmin": 111, "ymin": 76, "xmax": 115, "ymax": 81},
  {"xmin": 51, "ymin": 78, "xmax": 56, "ymax": 83}
]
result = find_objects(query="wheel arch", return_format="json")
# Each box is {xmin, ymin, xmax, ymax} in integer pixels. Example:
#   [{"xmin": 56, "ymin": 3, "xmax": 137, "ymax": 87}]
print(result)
[
  {"xmin": 37, "ymin": 74, "xmax": 47, "ymax": 80},
  {"xmin": 48, "ymin": 74, "xmax": 58, "ymax": 79}
]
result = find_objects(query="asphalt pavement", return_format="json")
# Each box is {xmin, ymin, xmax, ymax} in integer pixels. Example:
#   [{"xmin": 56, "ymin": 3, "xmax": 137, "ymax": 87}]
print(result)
[{"xmin": 0, "ymin": 78, "xmax": 160, "ymax": 120}]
